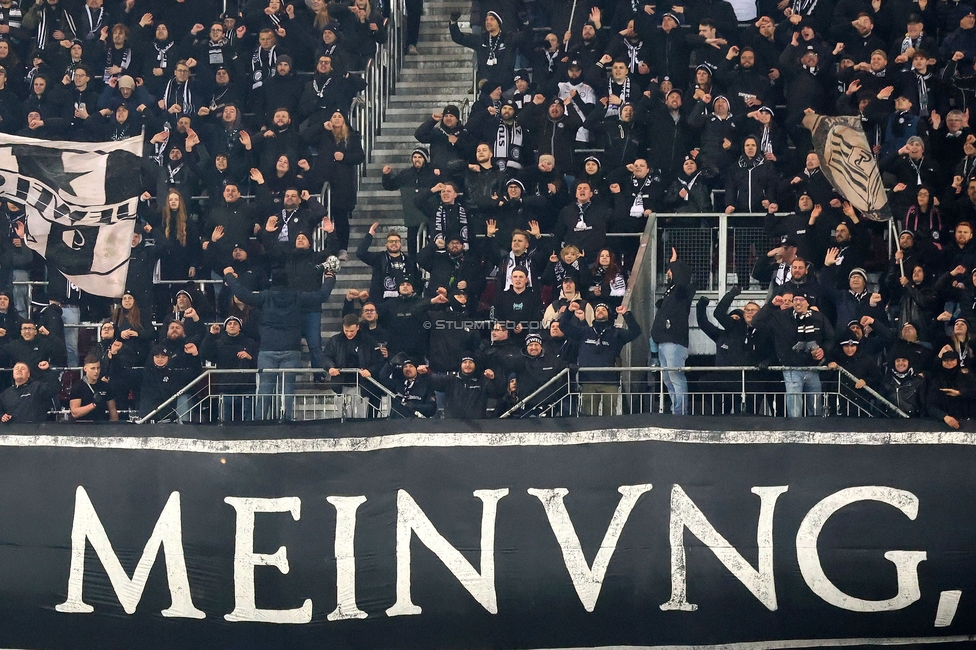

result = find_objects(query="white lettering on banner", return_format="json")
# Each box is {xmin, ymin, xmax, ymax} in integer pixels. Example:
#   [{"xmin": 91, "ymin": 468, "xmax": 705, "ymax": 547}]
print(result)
[
  {"xmin": 327, "ymin": 495, "xmax": 368, "ymax": 621},
  {"xmin": 386, "ymin": 489, "xmax": 509, "ymax": 617},
  {"xmin": 660, "ymin": 485, "xmax": 788, "ymax": 612},
  {"xmin": 527, "ymin": 485, "xmax": 653, "ymax": 612},
  {"xmin": 796, "ymin": 486, "xmax": 926, "ymax": 612},
  {"xmin": 224, "ymin": 496, "xmax": 312, "ymax": 623},
  {"xmin": 55, "ymin": 487, "xmax": 204, "ymax": 618}
]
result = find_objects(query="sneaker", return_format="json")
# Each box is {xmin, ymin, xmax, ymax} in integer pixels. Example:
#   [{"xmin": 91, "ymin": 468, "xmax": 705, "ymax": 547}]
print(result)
[
  {"xmin": 338, "ymin": 249, "xmax": 348, "ymax": 261},
  {"xmin": 322, "ymin": 255, "xmax": 341, "ymax": 275},
  {"xmin": 407, "ymin": 44, "xmax": 419, "ymax": 55}
]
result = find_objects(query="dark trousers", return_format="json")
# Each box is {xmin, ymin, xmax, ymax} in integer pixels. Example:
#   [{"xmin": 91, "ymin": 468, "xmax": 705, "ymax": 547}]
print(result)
[{"xmin": 406, "ymin": 0, "xmax": 422, "ymax": 46}]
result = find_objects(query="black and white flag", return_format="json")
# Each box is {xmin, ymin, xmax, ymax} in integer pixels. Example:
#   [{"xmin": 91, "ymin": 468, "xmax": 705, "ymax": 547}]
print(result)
[
  {"xmin": 0, "ymin": 133, "xmax": 142, "ymax": 297},
  {"xmin": 803, "ymin": 112, "xmax": 892, "ymax": 222}
]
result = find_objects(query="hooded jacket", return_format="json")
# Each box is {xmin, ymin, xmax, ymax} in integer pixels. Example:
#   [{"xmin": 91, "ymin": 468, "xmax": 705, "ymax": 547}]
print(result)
[
  {"xmin": 561, "ymin": 310, "xmax": 642, "ymax": 383},
  {"xmin": 651, "ymin": 260, "xmax": 695, "ymax": 347},
  {"xmin": 224, "ymin": 273, "xmax": 335, "ymax": 352}
]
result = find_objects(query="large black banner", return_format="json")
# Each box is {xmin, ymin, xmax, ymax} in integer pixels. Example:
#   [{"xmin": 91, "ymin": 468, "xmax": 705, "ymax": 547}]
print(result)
[{"xmin": 0, "ymin": 416, "xmax": 974, "ymax": 649}]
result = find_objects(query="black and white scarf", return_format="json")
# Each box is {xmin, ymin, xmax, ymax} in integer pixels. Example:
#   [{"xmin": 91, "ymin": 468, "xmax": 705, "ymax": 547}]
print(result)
[
  {"xmin": 35, "ymin": 5, "xmax": 75, "ymax": 50},
  {"xmin": 485, "ymin": 32, "xmax": 500, "ymax": 66},
  {"xmin": 914, "ymin": 70, "xmax": 931, "ymax": 116},
  {"xmin": 676, "ymin": 171, "xmax": 702, "ymax": 200},
  {"xmin": 503, "ymin": 250, "xmax": 533, "ymax": 289},
  {"xmin": 434, "ymin": 203, "xmax": 469, "ymax": 247},
  {"xmin": 82, "ymin": 4, "xmax": 104, "ymax": 39},
  {"xmin": 494, "ymin": 120, "xmax": 523, "ymax": 169},
  {"xmin": 900, "ymin": 32, "xmax": 922, "ymax": 55},
  {"xmin": 154, "ymin": 40, "xmax": 175, "ymax": 68},
  {"xmin": 251, "ymin": 45, "xmax": 277, "ymax": 89},
  {"xmin": 103, "ymin": 45, "xmax": 132, "ymax": 82},
  {"xmin": 165, "ymin": 162, "xmax": 184, "ymax": 184},
  {"xmin": 208, "ymin": 36, "xmax": 228, "ymax": 65},
  {"xmin": 629, "ymin": 174, "xmax": 652, "ymax": 217},
  {"xmin": 623, "ymin": 39, "xmax": 642, "ymax": 73},
  {"xmin": 163, "ymin": 78, "xmax": 193, "ymax": 115},
  {"xmin": 544, "ymin": 48, "xmax": 559, "ymax": 73},
  {"xmin": 574, "ymin": 201, "xmax": 592, "ymax": 231},
  {"xmin": 791, "ymin": 0, "xmax": 818, "ymax": 16},
  {"xmin": 312, "ymin": 75, "xmax": 333, "ymax": 97},
  {"xmin": 606, "ymin": 76, "xmax": 630, "ymax": 117},
  {"xmin": 759, "ymin": 124, "xmax": 773, "ymax": 153}
]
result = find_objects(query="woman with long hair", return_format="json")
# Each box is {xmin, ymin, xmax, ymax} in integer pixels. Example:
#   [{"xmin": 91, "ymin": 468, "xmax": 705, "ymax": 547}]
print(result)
[
  {"xmin": 944, "ymin": 317, "xmax": 976, "ymax": 369},
  {"xmin": 108, "ymin": 292, "xmax": 148, "ymax": 410},
  {"xmin": 903, "ymin": 185, "xmax": 947, "ymax": 251},
  {"xmin": 588, "ymin": 248, "xmax": 627, "ymax": 310},
  {"xmin": 307, "ymin": 109, "xmax": 364, "ymax": 259},
  {"xmin": 153, "ymin": 189, "xmax": 201, "ymax": 315}
]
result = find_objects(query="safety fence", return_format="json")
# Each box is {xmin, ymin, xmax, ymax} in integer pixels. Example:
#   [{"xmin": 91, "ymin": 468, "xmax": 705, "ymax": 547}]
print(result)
[
  {"xmin": 120, "ymin": 363, "xmax": 910, "ymax": 424},
  {"xmin": 499, "ymin": 366, "xmax": 909, "ymax": 419},
  {"xmin": 136, "ymin": 368, "xmax": 404, "ymax": 423}
]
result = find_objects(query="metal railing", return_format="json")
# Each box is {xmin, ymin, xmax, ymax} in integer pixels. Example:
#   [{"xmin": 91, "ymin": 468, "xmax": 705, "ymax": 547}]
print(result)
[
  {"xmin": 499, "ymin": 366, "xmax": 909, "ymax": 419},
  {"xmin": 135, "ymin": 368, "xmax": 404, "ymax": 424}
]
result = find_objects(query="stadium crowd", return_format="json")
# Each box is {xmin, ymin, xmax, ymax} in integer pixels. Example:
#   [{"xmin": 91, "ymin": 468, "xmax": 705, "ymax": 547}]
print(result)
[{"xmin": 0, "ymin": 0, "xmax": 974, "ymax": 426}]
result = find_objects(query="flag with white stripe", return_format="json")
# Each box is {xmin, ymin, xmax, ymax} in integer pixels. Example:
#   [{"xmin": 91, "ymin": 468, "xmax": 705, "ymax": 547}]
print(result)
[
  {"xmin": 0, "ymin": 133, "xmax": 142, "ymax": 297},
  {"xmin": 803, "ymin": 112, "xmax": 892, "ymax": 222}
]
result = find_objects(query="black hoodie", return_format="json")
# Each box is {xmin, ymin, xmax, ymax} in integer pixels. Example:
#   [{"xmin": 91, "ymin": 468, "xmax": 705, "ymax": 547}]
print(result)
[{"xmin": 651, "ymin": 260, "xmax": 695, "ymax": 347}]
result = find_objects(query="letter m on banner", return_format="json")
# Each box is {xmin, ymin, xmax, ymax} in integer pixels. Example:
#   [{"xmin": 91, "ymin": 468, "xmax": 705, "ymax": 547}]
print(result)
[{"xmin": 0, "ymin": 133, "xmax": 142, "ymax": 297}]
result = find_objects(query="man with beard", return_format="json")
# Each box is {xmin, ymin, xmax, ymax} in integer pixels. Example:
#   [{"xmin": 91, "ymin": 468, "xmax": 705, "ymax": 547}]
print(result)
[
  {"xmin": 718, "ymin": 45, "xmax": 771, "ymax": 117},
  {"xmin": 642, "ymin": 87, "xmax": 692, "ymax": 183},
  {"xmin": 561, "ymin": 301, "xmax": 641, "ymax": 415},
  {"xmin": 258, "ymin": 187, "xmax": 327, "ymax": 248},
  {"xmin": 522, "ymin": 95, "xmax": 583, "ymax": 173},
  {"xmin": 688, "ymin": 94, "xmax": 740, "ymax": 176},
  {"xmin": 419, "ymin": 234, "xmax": 485, "ymax": 301},
  {"xmin": 382, "ymin": 358, "xmax": 437, "ymax": 418},
  {"xmin": 382, "ymin": 148, "xmax": 438, "ymax": 256},
  {"xmin": 468, "ymin": 98, "xmax": 531, "ymax": 175},
  {"xmin": 556, "ymin": 59, "xmax": 597, "ymax": 145},
  {"xmin": 358, "ymin": 222, "xmax": 421, "ymax": 301},
  {"xmin": 256, "ymin": 108, "xmax": 309, "ymax": 172},
  {"xmin": 753, "ymin": 292, "xmax": 833, "ymax": 417},
  {"xmin": 564, "ymin": 18, "xmax": 608, "ymax": 70},
  {"xmin": 377, "ymin": 279, "xmax": 443, "ymax": 361},
  {"xmin": 155, "ymin": 143, "xmax": 199, "ymax": 201},
  {"xmin": 463, "ymin": 142, "xmax": 507, "ymax": 221},
  {"xmin": 415, "ymin": 104, "xmax": 475, "ymax": 170},
  {"xmin": 512, "ymin": 332, "xmax": 566, "ymax": 413},
  {"xmin": 420, "ymin": 355, "xmax": 501, "ymax": 419},
  {"xmin": 297, "ymin": 54, "xmax": 365, "ymax": 122},
  {"xmin": 258, "ymin": 55, "xmax": 303, "ymax": 125},
  {"xmin": 449, "ymin": 9, "xmax": 525, "ymax": 91},
  {"xmin": 203, "ymin": 182, "xmax": 261, "ymax": 272},
  {"xmin": 487, "ymin": 224, "xmax": 546, "ymax": 289},
  {"xmin": 583, "ymin": 101, "xmax": 645, "ymax": 172},
  {"xmin": 821, "ymin": 203, "xmax": 870, "ymax": 289}
]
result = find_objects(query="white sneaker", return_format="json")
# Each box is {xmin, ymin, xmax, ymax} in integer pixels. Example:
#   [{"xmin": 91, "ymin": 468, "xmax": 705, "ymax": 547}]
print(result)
[{"xmin": 338, "ymin": 249, "xmax": 348, "ymax": 261}]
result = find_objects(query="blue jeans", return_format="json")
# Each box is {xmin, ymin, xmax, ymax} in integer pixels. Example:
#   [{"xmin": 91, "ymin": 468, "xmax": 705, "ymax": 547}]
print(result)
[
  {"xmin": 658, "ymin": 342, "xmax": 689, "ymax": 415},
  {"xmin": 303, "ymin": 311, "xmax": 324, "ymax": 370},
  {"xmin": 62, "ymin": 305, "xmax": 81, "ymax": 367},
  {"xmin": 782, "ymin": 369, "xmax": 821, "ymax": 418},
  {"xmin": 257, "ymin": 350, "xmax": 301, "ymax": 420}
]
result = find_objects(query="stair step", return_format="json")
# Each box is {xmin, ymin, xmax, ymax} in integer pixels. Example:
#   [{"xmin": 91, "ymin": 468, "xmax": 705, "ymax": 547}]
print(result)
[{"xmin": 402, "ymin": 54, "xmax": 472, "ymax": 66}]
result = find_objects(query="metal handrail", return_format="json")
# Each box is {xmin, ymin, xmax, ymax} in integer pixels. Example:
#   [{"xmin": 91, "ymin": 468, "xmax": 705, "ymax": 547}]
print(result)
[
  {"xmin": 499, "ymin": 367, "xmax": 569, "ymax": 418},
  {"xmin": 134, "ymin": 367, "xmax": 400, "ymax": 424}
]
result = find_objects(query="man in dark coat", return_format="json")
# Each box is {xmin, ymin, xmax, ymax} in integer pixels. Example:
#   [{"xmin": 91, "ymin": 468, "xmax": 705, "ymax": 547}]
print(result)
[{"xmin": 0, "ymin": 361, "xmax": 59, "ymax": 424}]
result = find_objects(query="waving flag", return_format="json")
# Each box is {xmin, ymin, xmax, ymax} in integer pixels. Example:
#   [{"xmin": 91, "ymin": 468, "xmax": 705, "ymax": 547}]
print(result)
[
  {"xmin": 0, "ymin": 133, "xmax": 142, "ymax": 297},
  {"xmin": 803, "ymin": 112, "xmax": 892, "ymax": 222}
]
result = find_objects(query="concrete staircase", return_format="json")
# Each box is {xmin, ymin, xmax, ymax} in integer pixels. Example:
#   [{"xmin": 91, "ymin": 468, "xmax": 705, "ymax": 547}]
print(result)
[{"xmin": 322, "ymin": 1, "xmax": 475, "ymax": 337}]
